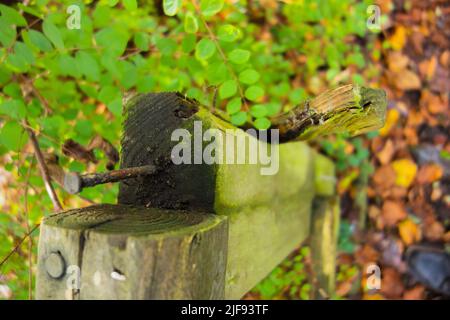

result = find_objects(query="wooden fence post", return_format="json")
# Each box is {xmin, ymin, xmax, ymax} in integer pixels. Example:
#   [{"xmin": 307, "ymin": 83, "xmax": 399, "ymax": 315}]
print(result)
[{"xmin": 36, "ymin": 204, "xmax": 228, "ymax": 299}]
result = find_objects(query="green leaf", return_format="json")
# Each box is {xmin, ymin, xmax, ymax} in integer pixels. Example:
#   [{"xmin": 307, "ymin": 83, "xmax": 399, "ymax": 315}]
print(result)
[
  {"xmin": 95, "ymin": 28, "xmax": 129, "ymax": 57},
  {"xmin": 118, "ymin": 60, "xmax": 137, "ymax": 89},
  {"xmin": 230, "ymin": 111, "xmax": 247, "ymax": 126},
  {"xmin": 122, "ymin": 0, "xmax": 137, "ymax": 11},
  {"xmin": 163, "ymin": 0, "xmax": 180, "ymax": 16},
  {"xmin": 351, "ymin": 73, "xmax": 364, "ymax": 85},
  {"xmin": 6, "ymin": 51, "xmax": 29, "ymax": 72},
  {"xmin": 239, "ymin": 69, "xmax": 260, "ymax": 84},
  {"xmin": 98, "ymin": 85, "xmax": 120, "ymax": 104},
  {"xmin": 134, "ymin": 32, "xmax": 150, "ymax": 51},
  {"xmin": 219, "ymin": 79, "xmax": 237, "ymax": 99},
  {"xmin": 0, "ymin": 4, "xmax": 27, "ymax": 26},
  {"xmin": 0, "ymin": 18, "xmax": 16, "ymax": 47},
  {"xmin": 108, "ymin": 0, "xmax": 120, "ymax": 6},
  {"xmin": 184, "ymin": 12, "xmax": 198, "ymax": 34},
  {"xmin": 155, "ymin": 37, "xmax": 177, "ymax": 56},
  {"xmin": 228, "ymin": 49, "xmax": 250, "ymax": 64},
  {"xmin": 254, "ymin": 117, "xmax": 271, "ymax": 130},
  {"xmin": 250, "ymin": 104, "xmax": 267, "ymax": 118},
  {"xmin": 27, "ymin": 30, "xmax": 52, "ymax": 52},
  {"xmin": 217, "ymin": 24, "xmax": 241, "ymax": 42},
  {"xmin": 76, "ymin": 51, "xmax": 100, "ymax": 82},
  {"xmin": 14, "ymin": 41, "xmax": 34, "ymax": 65},
  {"xmin": 58, "ymin": 54, "xmax": 80, "ymax": 78},
  {"xmin": 200, "ymin": 0, "xmax": 224, "ymax": 17},
  {"xmin": 288, "ymin": 88, "xmax": 306, "ymax": 104},
  {"xmin": 245, "ymin": 85, "xmax": 264, "ymax": 101},
  {"xmin": 181, "ymin": 34, "xmax": 196, "ymax": 53},
  {"xmin": 107, "ymin": 97, "xmax": 122, "ymax": 117},
  {"xmin": 137, "ymin": 75, "xmax": 155, "ymax": 93},
  {"xmin": 226, "ymin": 97, "xmax": 241, "ymax": 115},
  {"xmin": 195, "ymin": 38, "xmax": 216, "ymax": 60},
  {"xmin": 17, "ymin": 3, "xmax": 43, "ymax": 19},
  {"xmin": 75, "ymin": 119, "xmax": 93, "ymax": 138},
  {"xmin": 0, "ymin": 121, "xmax": 26, "ymax": 151},
  {"xmin": 0, "ymin": 99, "xmax": 27, "ymax": 119},
  {"xmin": 3, "ymin": 83, "xmax": 21, "ymax": 98},
  {"xmin": 42, "ymin": 20, "xmax": 64, "ymax": 50},
  {"xmin": 265, "ymin": 102, "xmax": 281, "ymax": 116},
  {"xmin": 205, "ymin": 61, "xmax": 228, "ymax": 85}
]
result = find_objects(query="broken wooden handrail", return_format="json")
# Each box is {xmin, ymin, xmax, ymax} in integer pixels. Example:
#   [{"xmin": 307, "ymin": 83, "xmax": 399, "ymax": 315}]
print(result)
[{"xmin": 272, "ymin": 84, "xmax": 387, "ymax": 141}]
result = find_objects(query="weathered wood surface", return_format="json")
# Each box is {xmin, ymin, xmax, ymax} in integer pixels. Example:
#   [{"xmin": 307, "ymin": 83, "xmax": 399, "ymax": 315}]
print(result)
[
  {"xmin": 36, "ymin": 87, "xmax": 386, "ymax": 299},
  {"xmin": 118, "ymin": 92, "xmax": 321, "ymax": 298},
  {"xmin": 272, "ymin": 84, "xmax": 387, "ymax": 141},
  {"xmin": 310, "ymin": 196, "xmax": 340, "ymax": 298},
  {"xmin": 36, "ymin": 204, "xmax": 228, "ymax": 300}
]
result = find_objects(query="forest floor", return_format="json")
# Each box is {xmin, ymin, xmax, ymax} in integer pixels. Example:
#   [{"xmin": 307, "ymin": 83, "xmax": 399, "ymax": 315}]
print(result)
[{"xmin": 333, "ymin": 0, "xmax": 449, "ymax": 300}]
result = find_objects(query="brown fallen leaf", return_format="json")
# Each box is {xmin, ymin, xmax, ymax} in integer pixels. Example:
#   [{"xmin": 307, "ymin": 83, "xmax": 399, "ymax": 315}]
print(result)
[
  {"xmin": 416, "ymin": 163, "xmax": 443, "ymax": 185},
  {"xmin": 410, "ymin": 32, "xmax": 424, "ymax": 55},
  {"xmin": 355, "ymin": 244, "xmax": 380, "ymax": 265},
  {"xmin": 373, "ymin": 165, "xmax": 396, "ymax": 192},
  {"xmin": 403, "ymin": 285, "xmax": 425, "ymax": 300},
  {"xmin": 392, "ymin": 69, "xmax": 421, "ymax": 90},
  {"xmin": 440, "ymin": 50, "xmax": 449, "ymax": 68},
  {"xmin": 404, "ymin": 126, "xmax": 419, "ymax": 145},
  {"xmin": 423, "ymin": 219, "xmax": 445, "ymax": 242},
  {"xmin": 430, "ymin": 182, "xmax": 442, "ymax": 201},
  {"xmin": 443, "ymin": 231, "xmax": 450, "ymax": 243},
  {"xmin": 387, "ymin": 51, "xmax": 409, "ymax": 72},
  {"xmin": 381, "ymin": 201, "xmax": 407, "ymax": 227},
  {"xmin": 421, "ymin": 90, "xmax": 448, "ymax": 115},
  {"xmin": 380, "ymin": 267, "xmax": 404, "ymax": 299},
  {"xmin": 398, "ymin": 218, "xmax": 421, "ymax": 245},
  {"xmin": 377, "ymin": 139, "xmax": 395, "ymax": 165},
  {"xmin": 418, "ymin": 56, "xmax": 437, "ymax": 81}
]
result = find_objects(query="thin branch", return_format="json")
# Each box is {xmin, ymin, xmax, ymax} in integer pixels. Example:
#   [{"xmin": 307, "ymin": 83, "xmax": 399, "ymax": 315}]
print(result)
[
  {"xmin": 0, "ymin": 224, "xmax": 40, "ymax": 269},
  {"xmin": 23, "ymin": 160, "xmax": 34, "ymax": 300},
  {"xmin": 192, "ymin": 0, "xmax": 248, "ymax": 110},
  {"xmin": 19, "ymin": 75, "xmax": 52, "ymax": 116},
  {"xmin": 22, "ymin": 120, "xmax": 63, "ymax": 212}
]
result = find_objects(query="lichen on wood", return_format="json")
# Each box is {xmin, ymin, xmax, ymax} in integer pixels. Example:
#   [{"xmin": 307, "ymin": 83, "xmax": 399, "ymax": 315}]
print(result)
[{"xmin": 271, "ymin": 84, "xmax": 387, "ymax": 141}]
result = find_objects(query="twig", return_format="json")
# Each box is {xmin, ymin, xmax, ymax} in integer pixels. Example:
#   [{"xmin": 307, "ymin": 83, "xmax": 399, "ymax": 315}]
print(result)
[
  {"xmin": 0, "ymin": 224, "xmax": 40, "ymax": 269},
  {"xmin": 22, "ymin": 120, "xmax": 63, "ymax": 212},
  {"xmin": 19, "ymin": 75, "xmax": 52, "ymax": 116},
  {"xmin": 192, "ymin": 0, "xmax": 248, "ymax": 110},
  {"xmin": 23, "ymin": 160, "xmax": 34, "ymax": 300}
]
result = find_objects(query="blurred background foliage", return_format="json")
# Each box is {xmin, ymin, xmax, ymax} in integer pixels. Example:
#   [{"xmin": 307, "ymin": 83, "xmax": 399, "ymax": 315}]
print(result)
[{"xmin": 0, "ymin": 0, "xmax": 385, "ymax": 299}]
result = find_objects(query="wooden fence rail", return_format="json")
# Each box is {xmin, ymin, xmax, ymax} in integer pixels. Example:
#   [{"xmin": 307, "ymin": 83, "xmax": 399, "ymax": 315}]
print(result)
[{"xmin": 36, "ymin": 86, "xmax": 386, "ymax": 299}]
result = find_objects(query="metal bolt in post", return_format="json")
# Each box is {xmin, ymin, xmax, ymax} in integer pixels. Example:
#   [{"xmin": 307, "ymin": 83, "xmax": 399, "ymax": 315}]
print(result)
[{"xmin": 45, "ymin": 252, "xmax": 66, "ymax": 279}]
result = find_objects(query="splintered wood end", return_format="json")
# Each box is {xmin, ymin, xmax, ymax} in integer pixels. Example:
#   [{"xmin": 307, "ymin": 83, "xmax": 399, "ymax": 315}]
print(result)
[{"xmin": 272, "ymin": 84, "xmax": 387, "ymax": 141}]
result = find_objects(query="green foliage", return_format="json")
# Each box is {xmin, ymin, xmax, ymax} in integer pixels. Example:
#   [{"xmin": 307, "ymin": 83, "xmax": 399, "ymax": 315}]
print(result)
[
  {"xmin": 0, "ymin": 0, "xmax": 379, "ymax": 299},
  {"xmin": 252, "ymin": 246, "xmax": 312, "ymax": 299},
  {"xmin": 338, "ymin": 219, "xmax": 357, "ymax": 253}
]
